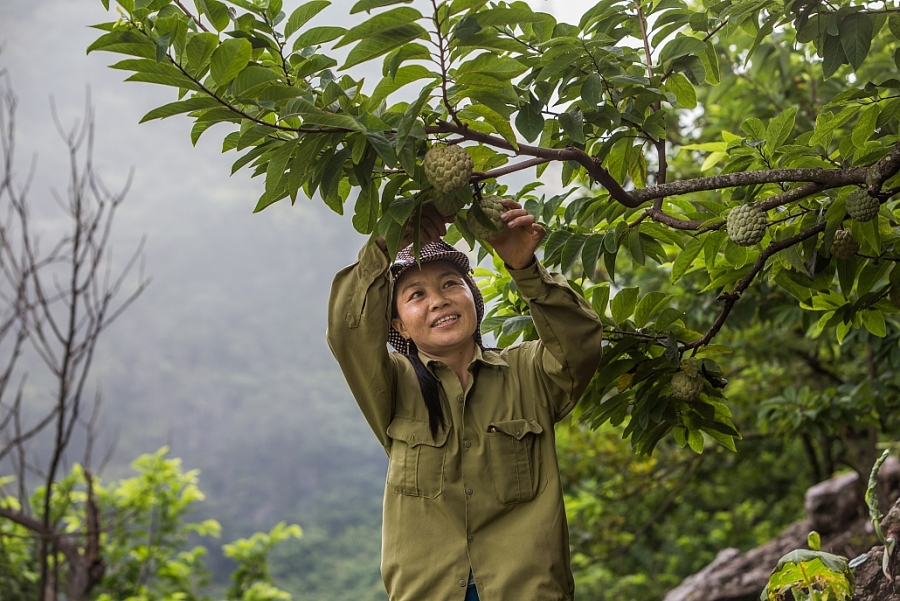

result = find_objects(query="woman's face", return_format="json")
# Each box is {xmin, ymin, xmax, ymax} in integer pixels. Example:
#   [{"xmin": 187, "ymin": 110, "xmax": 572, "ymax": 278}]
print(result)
[{"xmin": 391, "ymin": 260, "xmax": 478, "ymax": 358}]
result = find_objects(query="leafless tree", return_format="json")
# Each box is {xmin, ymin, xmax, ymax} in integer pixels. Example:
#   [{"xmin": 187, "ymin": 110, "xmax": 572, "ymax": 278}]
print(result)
[{"xmin": 0, "ymin": 72, "xmax": 148, "ymax": 601}]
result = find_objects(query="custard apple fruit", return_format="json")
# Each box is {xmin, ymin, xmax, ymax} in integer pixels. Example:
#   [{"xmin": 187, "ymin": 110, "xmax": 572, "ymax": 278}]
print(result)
[
  {"xmin": 846, "ymin": 189, "xmax": 879, "ymax": 222},
  {"xmin": 671, "ymin": 370, "xmax": 704, "ymax": 402},
  {"xmin": 890, "ymin": 286, "xmax": 900, "ymax": 310},
  {"xmin": 428, "ymin": 190, "xmax": 468, "ymax": 217},
  {"xmin": 830, "ymin": 229, "xmax": 859, "ymax": 259},
  {"xmin": 424, "ymin": 145, "xmax": 473, "ymax": 194},
  {"xmin": 726, "ymin": 204, "xmax": 767, "ymax": 246},
  {"xmin": 466, "ymin": 195, "xmax": 507, "ymax": 241}
]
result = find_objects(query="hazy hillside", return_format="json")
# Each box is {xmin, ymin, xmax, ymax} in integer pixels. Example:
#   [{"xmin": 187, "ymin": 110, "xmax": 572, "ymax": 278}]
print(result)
[{"xmin": 1, "ymin": 1, "xmax": 390, "ymax": 598}]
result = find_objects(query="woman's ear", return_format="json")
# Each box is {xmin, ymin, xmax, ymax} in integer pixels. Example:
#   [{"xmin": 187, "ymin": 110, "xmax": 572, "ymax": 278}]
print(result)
[{"xmin": 391, "ymin": 317, "xmax": 408, "ymax": 339}]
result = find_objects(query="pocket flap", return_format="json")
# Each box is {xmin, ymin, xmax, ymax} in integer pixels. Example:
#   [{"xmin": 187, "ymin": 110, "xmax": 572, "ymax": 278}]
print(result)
[
  {"xmin": 387, "ymin": 416, "xmax": 449, "ymax": 447},
  {"xmin": 488, "ymin": 419, "xmax": 543, "ymax": 440}
]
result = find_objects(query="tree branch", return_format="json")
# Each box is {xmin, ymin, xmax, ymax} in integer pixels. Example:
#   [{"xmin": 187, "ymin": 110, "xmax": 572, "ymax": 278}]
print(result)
[
  {"xmin": 682, "ymin": 221, "xmax": 827, "ymax": 351},
  {"xmin": 631, "ymin": 168, "xmax": 866, "ymax": 205},
  {"xmin": 472, "ymin": 157, "xmax": 551, "ymax": 181}
]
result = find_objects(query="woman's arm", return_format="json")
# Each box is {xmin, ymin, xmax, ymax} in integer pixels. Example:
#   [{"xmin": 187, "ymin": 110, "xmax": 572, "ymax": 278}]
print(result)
[
  {"xmin": 326, "ymin": 207, "xmax": 449, "ymax": 449},
  {"xmin": 493, "ymin": 201, "xmax": 604, "ymax": 421},
  {"xmin": 326, "ymin": 242, "xmax": 397, "ymax": 450}
]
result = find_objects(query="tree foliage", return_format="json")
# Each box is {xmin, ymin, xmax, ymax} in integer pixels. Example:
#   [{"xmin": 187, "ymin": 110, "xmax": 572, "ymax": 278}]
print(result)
[
  {"xmin": 0, "ymin": 448, "xmax": 299, "ymax": 601},
  {"xmin": 87, "ymin": 0, "xmax": 900, "ymax": 456}
]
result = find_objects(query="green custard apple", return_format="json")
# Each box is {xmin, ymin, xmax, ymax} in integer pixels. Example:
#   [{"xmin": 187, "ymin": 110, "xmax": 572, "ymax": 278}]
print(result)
[
  {"xmin": 423, "ymin": 145, "xmax": 474, "ymax": 194},
  {"xmin": 466, "ymin": 195, "xmax": 507, "ymax": 242},
  {"xmin": 671, "ymin": 370, "xmax": 704, "ymax": 402},
  {"xmin": 726, "ymin": 204, "xmax": 767, "ymax": 247},
  {"xmin": 846, "ymin": 189, "xmax": 879, "ymax": 222},
  {"xmin": 428, "ymin": 190, "xmax": 468, "ymax": 217},
  {"xmin": 830, "ymin": 229, "xmax": 859, "ymax": 259}
]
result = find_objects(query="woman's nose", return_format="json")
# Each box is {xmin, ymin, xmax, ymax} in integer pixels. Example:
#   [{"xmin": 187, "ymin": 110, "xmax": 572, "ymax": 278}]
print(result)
[{"xmin": 431, "ymin": 291, "xmax": 450, "ymax": 309}]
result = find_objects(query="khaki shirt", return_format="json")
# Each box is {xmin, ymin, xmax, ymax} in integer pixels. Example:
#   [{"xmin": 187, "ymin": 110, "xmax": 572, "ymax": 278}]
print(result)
[{"xmin": 327, "ymin": 243, "xmax": 603, "ymax": 601}]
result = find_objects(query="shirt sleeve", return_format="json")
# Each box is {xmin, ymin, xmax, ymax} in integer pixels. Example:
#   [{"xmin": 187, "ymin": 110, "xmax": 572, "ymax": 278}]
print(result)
[
  {"xmin": 326, "ymin": 242, "xmax": 397, "ymax": 450},
  {"xmin": 507, "ymin": 259, "xmax": 604, "ymax": 421}
]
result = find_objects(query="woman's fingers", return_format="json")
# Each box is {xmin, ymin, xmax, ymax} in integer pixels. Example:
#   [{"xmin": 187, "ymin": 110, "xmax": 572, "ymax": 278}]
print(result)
[{"xmin": 402, "ymin": 204, "xmax": 447, "ymax": 247}]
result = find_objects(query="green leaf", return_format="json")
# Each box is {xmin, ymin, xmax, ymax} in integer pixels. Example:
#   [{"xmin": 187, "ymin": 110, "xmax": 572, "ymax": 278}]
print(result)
[
  {"xmin": 396, "ymin": 82, "xmax": 436, "ymax": 153},
  {"xmin": 266, "ymin": 138, "xmax": 299, "ymax": 202},
  {"xmin": 839, "ymin": 12, "xmax": 874, "ymax": 70},
  {"xmin": 687, "ymin": 429, "xmax": 704, "ymax": 453},
  {"xmin": 284, "ymin": 1, "xmax": 331, "ymax": 39},
  {"xmin": 185, "ymin": 32, "xmax": 218, "ymax": 73},
  {"xmin": 561, "ymin": 233, "xmax": 589, "ymax": 274},
  {"xmin": 140, "ymin": 96, "xmax": 220, "ymax": 122},
  {"xmin": 365, "ymin": 132, "xmax": 397, "ymax": 167},
  {"xmin": 292, "ymin": 26, "xmax": 347, "ymax": 50},
  {"xmin": 457, "ymin": 53, "xmax": 528, "ymax": 81},
  {"xmin": 634, "ymin": 292, "xmax": 671, "ymax": 328},
  {"xmin": 610, "ymin": 287, "xmax": 639, "ymax": 324},
  {"xmin": 582, "ymin": 73, "xmax": 603, "ymax": 106},
  {"xmin": 582, "ymin": 234, "xmax": 604, "ymax": 278},
  {"xmin": 765, "ymin": 107, "xmax": 797, "ymax": 153},
  {"xmin": 353, "ymin": 183, "xmax": 380, "ymax": 234},
  {"xmin": 822, "ymin": 34, "xmax": 846, "ymax": 78},
  {"xmin": 199, "ymin": 0, "xmax": 231, "ymax": 32},
  {"xmin": 87, "ymin": 29, "xmax": 156, "ymax": 59},
  {"xmin": 351, "ymin": 0, "xmax": 412, "ymax": 14},
  {"xmin": 810, "ymin": 106, "xmax": 859, "ymax": 147},
  {"xmin": 210, "ymin": 38, "xmax": 253, "ymax": 85},
  {"xmin": 665, "ymin": 72, "xmax": 697, "ymax": 109},
  {"xmin": 700, "ymin": 40, "xmax": 720, "ymax": 85},
  {"xmin": 341, "ymin": 24, "xmax": 426, "ymax": 69},
  {"xmin": 590, "ymin": 284, "xmax": 610, "ymax": 317},
  {"xmin": 515, "ymin": 104, "xmax": 544, "ymax": 143},
  {"xmin": 862, "ymin": 310, "xmax": 886, "ymax": 337},
  {"xmin": 671, "ymin": 237, "xmax": 703, "ymax": 283},
  {"xmin": 659, "ymin": 34, "xmax": 706, "ymax": 66},
  {"xmin": 231, "ymin": 65, "xmax": 281, "ymax": 97},
  {"xmin": 559, "ymin": 107, "xmax": 585, "ymax": 144},
  {"xmin": 369, "ymin": 65, "xmax": 437, "ymax": 106},
  {"xmin": 464, "ymin": 104, "xmax": 519, "ymax": 150},
  {"xmin": 337, "ymin": 7, "xmax": 423, "ymax": 48},
  {"xmin": 852, "ymin": 104, "xmax": 881, "ymax": 148}
]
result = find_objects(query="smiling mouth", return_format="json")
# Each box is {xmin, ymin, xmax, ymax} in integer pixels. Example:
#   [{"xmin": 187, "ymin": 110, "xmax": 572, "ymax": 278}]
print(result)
[{"xmin": 432, "ymin": 315, "xmax": 459, "ymax": 327}]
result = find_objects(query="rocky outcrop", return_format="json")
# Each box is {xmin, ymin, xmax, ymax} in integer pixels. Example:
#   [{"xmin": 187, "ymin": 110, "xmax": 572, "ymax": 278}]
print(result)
[{"xmin": 663, "ymin": 458, "xmax": 900, "ymax": 601}]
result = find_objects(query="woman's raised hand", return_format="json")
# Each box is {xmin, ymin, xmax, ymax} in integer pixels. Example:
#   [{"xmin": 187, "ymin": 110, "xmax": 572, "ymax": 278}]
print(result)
[
  {"xmin": 492, "ymin": 199, "xmax": 546, "ymax": 270},
  {"xmin": 376, "ymin": 203, "xmax": 448, "ymax": 252}
]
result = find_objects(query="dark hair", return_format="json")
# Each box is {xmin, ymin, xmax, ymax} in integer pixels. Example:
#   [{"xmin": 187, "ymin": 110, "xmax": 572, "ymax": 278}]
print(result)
[
  {"xmin": 391, "ymin": 262, "xmax": 481, "ymax": 440},
  {"xmin": 404, "ymin": 349, "xmax": 445, "ymax": 439}
]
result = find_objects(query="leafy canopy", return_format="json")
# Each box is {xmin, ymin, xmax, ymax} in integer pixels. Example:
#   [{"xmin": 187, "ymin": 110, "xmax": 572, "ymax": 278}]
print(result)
[{"xmin": 88, "ymin": 0, "xmax": 900, "ymax": 454}]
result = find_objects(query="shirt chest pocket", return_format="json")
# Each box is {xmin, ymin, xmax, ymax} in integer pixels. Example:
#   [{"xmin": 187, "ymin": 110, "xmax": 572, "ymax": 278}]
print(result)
[
  {"xmin": 487, "ymin": 419, "xmax": 544, "ymax": 505},
  {"xmin": 386, "ymin": 417, "xmax": 450, "ymax": 499}
]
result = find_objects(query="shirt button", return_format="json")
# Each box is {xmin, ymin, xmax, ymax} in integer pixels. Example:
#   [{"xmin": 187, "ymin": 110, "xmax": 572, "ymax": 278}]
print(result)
[
  {"xmin": 456, "ymin": 395, "xmax": 463, "ymax": 403},
  {"xmin": 515, "ymin": 430, "xmax": 521, "ymax": 436},
  {"xmin": 463, "ymin": 440, "xmax": 471, "ymax": 448},
  {"xmin": 466, "ymin": 488, "xmax": 473, "ymax": 495},
  {"xmin": 468, "ymin": 535, "xmax": 474, "ymax": 542},
  {"xmin": 374, "ymin": 263, "xmax": 381, "ymax": 269},
  {"xmin": 458, "ymin": 580, "xmax": 466, "ymax": 587}
]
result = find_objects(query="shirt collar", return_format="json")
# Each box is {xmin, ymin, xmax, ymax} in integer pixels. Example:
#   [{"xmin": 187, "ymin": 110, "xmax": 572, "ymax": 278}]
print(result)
[{"xmin": 419, "ymin": 345, "xmax": 508, "ymax": 371}]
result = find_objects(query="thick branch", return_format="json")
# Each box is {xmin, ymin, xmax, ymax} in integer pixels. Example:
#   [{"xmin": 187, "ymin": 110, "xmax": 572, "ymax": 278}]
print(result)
[
  {"xmin": 424, "ymin": 121, "xmax": 634, "ymax": 202},
  {"xmin": 472, "ymin": 157, "xmax": 550, "ymax": 181},
  {"xmin": 682, "ymin": 221, "xmax": 827, "ymax": 351},
  {"xmin": 632, "ymin": 168, "xmax": 866, "ymax": 205}
]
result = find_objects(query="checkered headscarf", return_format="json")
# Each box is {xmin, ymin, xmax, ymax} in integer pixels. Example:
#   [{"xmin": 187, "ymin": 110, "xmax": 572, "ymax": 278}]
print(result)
[{"xmin": 388, "ymin": 241, "xmax": 485, "ymax": 353}]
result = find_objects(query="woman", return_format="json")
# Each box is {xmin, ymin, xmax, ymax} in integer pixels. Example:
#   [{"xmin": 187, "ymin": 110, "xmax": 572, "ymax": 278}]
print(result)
[{"xmin": 327, "ymin": 200, "xmax": 603, "ymax": 601}]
